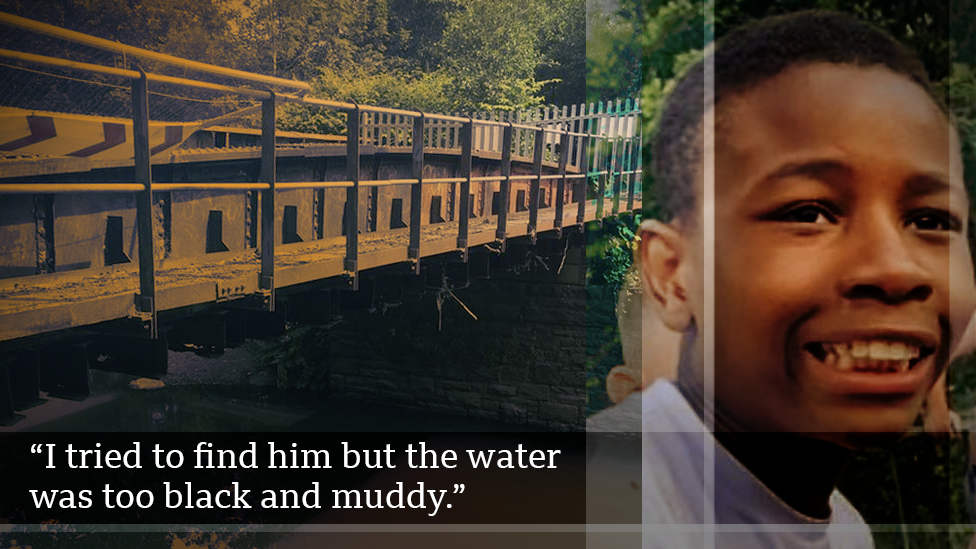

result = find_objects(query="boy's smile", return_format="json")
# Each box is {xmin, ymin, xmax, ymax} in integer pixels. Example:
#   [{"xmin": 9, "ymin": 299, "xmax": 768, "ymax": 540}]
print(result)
[{"xmin": 694, "ymin": 62, "xmax": 976, "ymax": 447}]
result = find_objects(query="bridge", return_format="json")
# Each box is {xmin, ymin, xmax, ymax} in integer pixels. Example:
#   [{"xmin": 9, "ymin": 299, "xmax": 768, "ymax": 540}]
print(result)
[{"xmin": 0, "ymin": 13, "xmax": 641, "ymax": 427}]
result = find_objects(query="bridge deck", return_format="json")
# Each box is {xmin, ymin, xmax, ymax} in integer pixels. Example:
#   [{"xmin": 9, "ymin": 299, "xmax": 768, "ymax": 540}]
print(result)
[{"xmin": 0, "ymin": 198, "xmax": 634, "ymax": 342}]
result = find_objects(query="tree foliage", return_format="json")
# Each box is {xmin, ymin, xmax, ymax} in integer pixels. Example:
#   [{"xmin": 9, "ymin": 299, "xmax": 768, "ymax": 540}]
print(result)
[
  {"xmin": 0, "ymin": 0, "xmax": 242, "ymax": 66},
  {"xmin": 536, "ymin": 0, "xmax": 586, "ymax": 106},
  {"xmin": 586, "ymin": 0, "xmax": 642, "ymax": 103},
  {"xmin": 230, "ymin": 0, "xmax": 393, "ymax": 78},
  {"xmin": 0, "ymin": 0, "xmax": 586, "ymax": 117},
  {"xmin": 435, "ymin": 0, "xmax": 557, "ymax": 110},
  {"xmin": 278, "ymin": 66, "xmax": 455, "ymax": 134}
]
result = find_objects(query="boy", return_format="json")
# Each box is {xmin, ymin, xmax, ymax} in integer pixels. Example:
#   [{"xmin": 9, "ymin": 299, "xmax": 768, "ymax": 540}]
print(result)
[
  {"xmin": 640, "ymin": 11, "xmax": 975, "ymax": 548},
  {"xmin": 586, "ymin": 263, "xmax": 683, "ymax": 433},
  {"xmin": 606, "ymin": 262, "xmax": 683, "ymax": 405}
]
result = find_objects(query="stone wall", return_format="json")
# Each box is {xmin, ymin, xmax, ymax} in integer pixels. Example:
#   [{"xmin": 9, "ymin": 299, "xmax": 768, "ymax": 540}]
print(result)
[{"xmin": 317, "ymin": 239, "xmax": 589, "ymax": 431}]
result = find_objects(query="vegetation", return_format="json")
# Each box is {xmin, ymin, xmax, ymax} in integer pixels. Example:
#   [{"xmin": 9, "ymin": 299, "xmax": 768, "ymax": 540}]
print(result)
[
  {"xmin": 584, "ymin": 211, "xmax": 641, "ymax": 412},
  {"xmin": 0, "ymin": 0, "xmax": 586, "ymax": 120},
  {"xmin": 586, "ymin": 0, "xmax": 641, "ymax": 103}
]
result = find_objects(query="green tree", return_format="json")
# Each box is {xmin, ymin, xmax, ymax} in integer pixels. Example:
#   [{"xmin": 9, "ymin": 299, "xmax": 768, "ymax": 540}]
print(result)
[
  {"xmin": 385, "ymin": 0, "xmax": 460, "ymax": 72},
  {"xmin": 434, "ymin": 0, "xmax": 554, "ymax": 110},
  {"xmin": 277, "ymin": 65, "xmax": 455, "ymax": 134},
  {"xmin": 0, "ymin": 0, "xmax": 238, "ymax": 61},
  {"xmin": 0, "ymin": 0, "xmax": 245, "ymax": 120},
  {"xmin": 230, "ymin": 0, "xmax": 393, "ymax": 80},
  {"xmin": 2, "ymin": 0, "xmax": 590, "ymax": 117},
  {"xmin": 537, "ymin": 0, "xmax": 586, "ymax": 106},
  {"xmin": 640, "ymin": 0, "xmax": 704, "ymax": 156},
  {"xmin": 713, "ymin": 0, "xmax": 954, "ymax": 80},
  {"xmin": 587, "ymin": 0, "xmax": 642, "ymax": 103}
]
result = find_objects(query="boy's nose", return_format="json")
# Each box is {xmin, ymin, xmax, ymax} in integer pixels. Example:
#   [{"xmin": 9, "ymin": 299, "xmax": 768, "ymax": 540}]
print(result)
[{"xmin": 837, "ymin": 220, "xmax": 934, "ymax": 305}]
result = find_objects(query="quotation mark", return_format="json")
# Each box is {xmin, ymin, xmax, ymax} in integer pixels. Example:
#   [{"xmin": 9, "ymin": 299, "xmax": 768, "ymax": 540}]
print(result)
[
  {"xmin": 32, "ymin": 443, "xmax": 56, "ymax": 468},
  {"xmin": 445, "ymin": 484, "xmax": 464, "ymax": 509}
]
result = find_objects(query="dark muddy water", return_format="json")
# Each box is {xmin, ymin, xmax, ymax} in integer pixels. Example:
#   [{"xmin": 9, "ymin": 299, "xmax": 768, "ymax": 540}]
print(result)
[{"xmin": 9, "ymin": 348, "xmax": 536, "ymax": 433}]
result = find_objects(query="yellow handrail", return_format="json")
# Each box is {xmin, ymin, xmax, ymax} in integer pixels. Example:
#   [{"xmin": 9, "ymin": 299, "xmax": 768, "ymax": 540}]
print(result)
[{"xmin": 0, "ymin": 11, "xmax": 310, "ymax": 92}]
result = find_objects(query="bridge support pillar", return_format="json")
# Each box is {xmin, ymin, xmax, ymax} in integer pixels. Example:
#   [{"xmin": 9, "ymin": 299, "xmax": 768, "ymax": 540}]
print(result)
[
  {"xmin": 225, "ymin": 309, "xmax": 248, "ymax": 348},
  {"xmin": 39, "ymin": 343, "xmax": 90, "ymax": 400},
  {"xmin": 89, "ymin": 333, "xmax": 168, "ymax": 378},
  {"xmin": 245, "ymin": 305, "xmax": 287, "ymax": 340},
  {"xmin": 166, "ymin": 312, "xmax": 229, "ymax": 357},
  {"xmin": 284, "ymin": 291, "xmax": 333, "ymax": 324},
  {"xmin": 469, "ymin": 247, "xmax": 492, "ymax": 280},
  {"xmin": 7, "ymin": 351, "xmax": 41, "ymax": 411},
  {"xmin": 0, "ymin": 353, "xmax": 40, "ymax": 423},
  {"xmin": 0, "ymin": 356, "xmax": 19, "ymax": 425}
]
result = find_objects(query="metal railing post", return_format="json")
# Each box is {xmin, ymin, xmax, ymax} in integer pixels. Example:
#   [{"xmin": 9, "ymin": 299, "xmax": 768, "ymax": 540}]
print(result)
[
  {"xmin": 595, "ymin": 135, "xmax": 606, "ymax": 220},
  {"xmin": 620, "ymin": 136, "xmax": 631, "ymax": 211},
  {"xmin": 457, "ymin": 117, "xmax": 473, "ymax": 260},
  {"xmin": 610, "ymin": 115, "xmax": 621, "ymax": 217},
  {"xmin": 259, "ymin": 92, "xmax": 276, "ymax": 310},
  {"xmin": 634, "ymin": 121, "xmax": 644, "ymax": 209},
  {"xmin": 528, "ymin": 127, "xmax": 544, "ymax": 243},
  {"xmin": 409, "ymin": 113, "xmax": 424, "ymax": 274},
  {"xmin": 495, "ymin": 123, "xmax": 513, "ymax": 250},
  {"xmin": 132, "ymin": 71, "xmax": 157, "ymax": 338},
  {"xmin": 628, "ymin": 132, "xmax": 640, "ymax": 212},
  {"xmin": 345, "ymin": 104, "xmax": 361, "ymax": 283},
  {"xmin": 555, "ymin": 129, "xmax": 570, "ymax": 232},
  {"xmin": 577, "ymin": 134, "xmax": 590, "ymax": 226}
]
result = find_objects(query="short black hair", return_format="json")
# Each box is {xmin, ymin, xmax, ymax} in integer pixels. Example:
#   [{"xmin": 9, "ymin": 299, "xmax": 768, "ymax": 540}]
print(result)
[{"xmin": 652, "ymin": 10, "xmax": 948, "ymax": 223}]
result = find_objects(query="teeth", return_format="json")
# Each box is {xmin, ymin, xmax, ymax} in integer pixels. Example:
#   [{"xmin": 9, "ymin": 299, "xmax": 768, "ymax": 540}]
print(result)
[
  {"xmin": 823, "ymin": 349, "xmax": 837, "ymax": 369},
  {"xmin": 889, "ymin": 342, "xmax": 907, "ymax": 360},
  {"xmin": 815, "ymin": 340, "xmax": 923, "ymax": 372},
  {"xmin": 869, "ymin": 341, "xmax": 888, "ymax": 360},
  {"xmin": 837, "ymin": 343, "xmax": 851, "ymax": 357}
]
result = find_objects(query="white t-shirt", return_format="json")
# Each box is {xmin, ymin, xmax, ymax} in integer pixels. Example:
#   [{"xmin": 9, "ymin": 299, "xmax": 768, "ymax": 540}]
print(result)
[
  {"xmin": 642, "ymin": 380, "xmax": 874, "ymax": 549},
  {"xmin": 587, "ymin": 390, "xmax": 642, "ymax": 433}
]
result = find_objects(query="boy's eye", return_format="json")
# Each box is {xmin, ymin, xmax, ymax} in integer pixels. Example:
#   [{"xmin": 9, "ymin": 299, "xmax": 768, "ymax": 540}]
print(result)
[
  {"xmin": 768, "ymin": 202, "xmax": 838, "ymax": 224},
  {"xmin": 906, "ymin": 209, "xmax": 961, "ymax": 232}
]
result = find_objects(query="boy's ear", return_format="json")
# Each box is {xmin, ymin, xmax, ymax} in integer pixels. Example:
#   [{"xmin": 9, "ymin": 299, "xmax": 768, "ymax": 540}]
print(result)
[{"xmin": 640, "ymin": 219, "xmax": 692, "ymax": 332}]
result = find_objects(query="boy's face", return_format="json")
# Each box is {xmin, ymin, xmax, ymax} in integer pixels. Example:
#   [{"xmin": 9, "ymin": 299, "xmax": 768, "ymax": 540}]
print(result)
[{"xmin": 685, "ymin": 63, "xmax": 974, "ymax": 447}]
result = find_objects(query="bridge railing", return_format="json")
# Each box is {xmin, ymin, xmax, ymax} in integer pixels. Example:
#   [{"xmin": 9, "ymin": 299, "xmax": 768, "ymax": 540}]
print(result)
[
  {"xmin": 0, "ymin": 12, "xmax": 642, "ymax": 340},
  {"xmin": 360, "ymin": 98, "xmax": 641, "ymax": 174}
]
